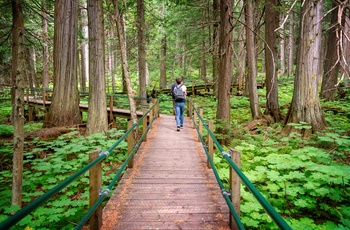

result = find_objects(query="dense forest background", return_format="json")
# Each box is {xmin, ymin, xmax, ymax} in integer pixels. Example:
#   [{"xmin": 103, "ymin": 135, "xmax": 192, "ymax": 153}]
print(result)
[{"xmin": 0, "ymin": 0, "xmax": 350, "ymax": 229}]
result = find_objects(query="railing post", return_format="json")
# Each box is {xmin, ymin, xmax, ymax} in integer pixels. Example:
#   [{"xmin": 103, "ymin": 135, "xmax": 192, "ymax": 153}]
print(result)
[
  {"xmin": 148, "ymin": 102, "xmax": 153, "ymax": 125},
  {"xmin": 109, "ymin": 95, "xmax": 116, "ymax": 128},
  {"xmin": 186, "ymin": 99, "xmax": 190, "ymax": 117},
  {"xmin": 192, "ymin": 79, "xmax": 195, "ymax": 96},
  {"xmin": 207, "ymin": 121, "xmax": 214, "ymax": 169},
  {"xmin": 193, "ymin": 103, "xmax": 197, "ymax": 126},
  {"xmin": 127, "ymin": 120, "xmax": 134, "ymax": 168},
  {"xmin": 198, "ymin": 108, "xmax": 203, "ymax": 142},
  {"xmin": 89, "ymin": 150, "xmax": 102, "ymax": 230},
  {"xmin": 230, "ymin": 148, "xmax": 241, "ymax": 230},
  {"xmin": 142, "ymin": 108, "xmax": 147, "ymax": 141}
]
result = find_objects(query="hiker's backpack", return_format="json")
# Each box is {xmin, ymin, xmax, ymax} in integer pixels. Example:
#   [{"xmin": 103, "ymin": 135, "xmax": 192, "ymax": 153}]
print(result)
[{"xmin": 174, "ymin": 84, "xmax": 185, "ymax": 101}]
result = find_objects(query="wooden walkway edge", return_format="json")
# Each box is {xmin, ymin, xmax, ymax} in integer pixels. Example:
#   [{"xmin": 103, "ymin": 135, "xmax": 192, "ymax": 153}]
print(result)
[{"xmin": 101, "ymin": 114, "xmax": 230, "ymax": 230}]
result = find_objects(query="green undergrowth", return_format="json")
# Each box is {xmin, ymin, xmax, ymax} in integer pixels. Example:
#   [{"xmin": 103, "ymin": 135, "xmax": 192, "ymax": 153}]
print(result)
[
  {"xmin": 193, "ymin": 84, "xmax": 350, "ymax": 229},
  {"xmin": 0, "ymin": 128, "xmax": 128, "ymax": 229}
]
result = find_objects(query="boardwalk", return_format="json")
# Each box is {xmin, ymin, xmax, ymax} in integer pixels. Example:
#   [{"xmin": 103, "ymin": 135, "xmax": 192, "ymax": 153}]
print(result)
[{"xmin": 101, "ymin": 114, "xmax": 230, "ymax": 229}]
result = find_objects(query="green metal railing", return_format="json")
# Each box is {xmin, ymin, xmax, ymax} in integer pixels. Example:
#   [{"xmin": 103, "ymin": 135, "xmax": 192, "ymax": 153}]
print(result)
[
  {"xmin": 188, "ymin": 99, "xmax": 292, "ymax": 230},
  {"xmin": 0, "ymin": 99, "xmax": 160, "ymax": 230}
]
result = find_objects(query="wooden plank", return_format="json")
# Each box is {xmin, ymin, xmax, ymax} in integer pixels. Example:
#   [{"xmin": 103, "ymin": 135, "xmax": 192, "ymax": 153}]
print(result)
[{"xmin": 101, "ymin": 114, "xmax": 230, "ymax": 229}]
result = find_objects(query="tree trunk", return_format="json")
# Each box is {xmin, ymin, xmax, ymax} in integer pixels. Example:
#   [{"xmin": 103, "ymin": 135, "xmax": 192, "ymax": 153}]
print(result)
[
  {"xmin": 42, "ymin": 0, "xmax": 50, "ymax": 90},
  {"xmin": 279, "ymin": 14, "xmax": 286, "ymax": 76},
  {"xmin": 44, "ymin": 0, "xmax": 82, "ymax": 128},
  {"xmin": 235, "ymin": 0, "xmax": 245, "ymax": 96},
  {"xmin": 216, "ymin": 0, "xmax": 233, "ymax": 145},
  {"xmin": 284, "ymin": 0, "xmax": 327, "ymax": 137},
  {"xmin": 264, "ymin": 0, "xmax": 281, "ymax": 122},
  {"xmin": 80, "ymin": 4, "xmax": 88, "ymax": 92},
  {"xmin": 287, "ymin": 12, "xmax": 294, "ymax": 77},
  {"xmin": 320, "ymin": 2, "xmax": 341, "ymax": 101},
  {"xmin": 137, "ymin": 0, "xmax": 147, "ymax": 106},
  {"xmin": 86, "ymin": 0, "xmax": 108, "ymax": 135},
  {"xmin": 113, "ymin": 0, "xmax": 138, "ymax": 126},
  {"xmin": 11, "ymin": 0, "xmax": 25, "ymax": 207},
  {"xmin": 212, "ymin": 0, "xmax": 220, "ymax": 97},
  {"xmin": 341, "ymin": 6, "xmax": 350, "ymax": 89},
  {"xmin": 159, "ymin": 4, "xmax": 167, "ymax": 90},
  {"xmin": 245, "ymin": 0, "xmax": 262, "ymax": 120}
]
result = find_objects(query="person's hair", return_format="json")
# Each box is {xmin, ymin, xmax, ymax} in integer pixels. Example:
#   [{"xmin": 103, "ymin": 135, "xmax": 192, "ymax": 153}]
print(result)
[{"xmin": 176, "ymin": 77, "xmax": 182, "ymax": 84}]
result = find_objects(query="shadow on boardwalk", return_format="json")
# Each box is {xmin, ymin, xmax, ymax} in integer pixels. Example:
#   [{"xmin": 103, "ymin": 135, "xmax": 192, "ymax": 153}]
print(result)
[{"xmin": 101, "ymin": 114, "xmax": 230, "ymax": 229}]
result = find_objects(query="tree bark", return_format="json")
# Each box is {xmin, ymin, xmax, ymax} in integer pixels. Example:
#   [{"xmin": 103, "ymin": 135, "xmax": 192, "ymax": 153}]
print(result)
[
  {"xmin": 44, "ymin": 0, "xmax": 82, "ymax": 128},
  {"xmin": 159, "ymin": 4, "xmax": 167, "ymax": 90},
  {"xmin": 264, "ymin": 0, "xmax": 281, "ymax": 122},
  {"xmin": 284, "ymin": 0, "xmax": 327, "ymax": 137},
  {"xmin": 80, "ymin": 4, "xmax": 88, "ymax": 92},
  {"xmin": 279, "ymin": 14, "xmax": 286, "ymax": 76},
  {"xmin": 235, "ymin": 0, "xmax": 246, "ymax": 96},
  {"xmin": 320, "ymin": 2, "xmax": 341, "ymax": 101},
  {"xmin": 86, "ymin": 0, "xmax": 108, "ymax": 135},
  {"xmin": 216, "ymin": 0, "xmax": 233, "ymax": 145},
  {"xmin": 42, "ymin": 0, "xmax": 50, "ymax": 90},
  {"xmin": 212, "ymin": 0, "xmax": 220, "ymax": 98},
  {"xmin": 11, "ymin": 0, "xmax": 25, "ymax": 207},
  {"xmin": 287, "ymin": 11, "xmax": 295, "ymax": 77},
  {"xmin": 112, "ymin": 0, "xmax": 138, "ymax": 126},
  {"xmin": 137, "ymin": 0, "xmax": 147, "ymax": 105},
  {"xmin": 245, "ymin": 0, "xmax": 262, "ymax": 120}
]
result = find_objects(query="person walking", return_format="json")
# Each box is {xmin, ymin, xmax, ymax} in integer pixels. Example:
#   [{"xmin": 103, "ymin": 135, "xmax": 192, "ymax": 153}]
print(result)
[{"xmin": 173, "ymin": 78, "xmax": 187, "ymax": 131}]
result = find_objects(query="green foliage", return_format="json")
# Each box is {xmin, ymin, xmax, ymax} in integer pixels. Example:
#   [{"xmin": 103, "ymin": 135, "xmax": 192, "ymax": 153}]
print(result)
[{"xmin": 0, "ymin": 127, "xmax": 128, "ymax": 229}]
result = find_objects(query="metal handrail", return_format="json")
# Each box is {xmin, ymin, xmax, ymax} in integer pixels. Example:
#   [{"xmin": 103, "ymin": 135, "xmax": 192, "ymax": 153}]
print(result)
[
  {"xmin": 189, "ymin": 99, "xmax": 292, "ymax": 230},
  {"xmin": 0, "ymin": 99, "xmax": 160, "ymax": 230}
]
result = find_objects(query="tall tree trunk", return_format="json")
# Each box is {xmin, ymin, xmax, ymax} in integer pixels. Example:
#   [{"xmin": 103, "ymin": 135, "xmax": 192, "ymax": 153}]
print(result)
[
  {"xmin": 341, "ymin": 6, "xmax": 350, "ymax": 89},
  {"xmin": 216, "ymin": 0, "xmax": 233, "ymax": 145},
  {"xmin": 287, "ymin": 12, "xmax": 294, "ymax": 77},
  {"xmin": 80, "ymin": 4, "xmax": 88, "ymax": 92},
  {"xmin": 279, "ymin": 14, "xmax": 286, "ymax": 76},
  {"xmin": 42, "ymin": 0, "xmax": 50, "ymax": 90},
  {"xmin": 44, "ymin": 0, "xmax": 82, "ymax": 128},
  {"xmin": 235, "ymin": 0, "xmax": 246, "ymax": 96},
  {"xmin": 86, "ymin": 0, "xmax": 108, "ymax": 135},
  {"xmin": 159, "ymin": 4, "xmax": 167, "ymax": 90},
  {"xmin": 112, "ymin": 0, "xmax": 138, "ymax": 126},
  {"xmin": 245, "ymin": 0, "xmax": 262, "ymax": 119},
  {"xmin": 284, "ymin": 0, "xmax": 327, "ymax": 137},
  {"xmin": 264, "ymin": 0, "xmax": 281, "ymax": 122},
  {"xmin": 320, "ymin": 2, "xmax": 341, "ymax": 101},
  {"xmin": 137, "ymin": 0, "xmax": 147, "ymax": 105},
  {"xmin": 11, "ymin": 0, "xmax": 25, "ymax": 207},
  {"xmin": 212, "ymin": 0, "xmax": 220, "ymax": 97}
]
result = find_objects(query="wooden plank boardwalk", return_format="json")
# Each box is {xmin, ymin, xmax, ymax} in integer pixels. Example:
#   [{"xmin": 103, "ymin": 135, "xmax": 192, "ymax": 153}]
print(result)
[
  {"xmin": 101, "ymin": 114, "xmax": 230, "ymax": 229},
  {"xmin": 23, "ymin": 97, "xmax": 145, "ymax": 119}
]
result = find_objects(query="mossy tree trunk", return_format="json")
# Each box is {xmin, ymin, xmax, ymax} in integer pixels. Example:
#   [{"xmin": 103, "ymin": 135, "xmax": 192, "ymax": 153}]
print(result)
[
  {"xmin": 113, "ymin": 0, "xmax": 138, "ymax": 127},
  {"xmin": 320, "ymin": 1, "xmax": 341, "ymax": 101},
  {"xmin": 245, "ymin": 0, "xmax": 262, "ymax": 120},
  {"xmin": 137, "ymin": 0, "xmax": 147, "ymax": 106},
  {"xmin": 264, "ymin": 0, "xmax": 282, "ymax": 122},
  {"xmin": 86, "ymin": 0, "xmax": 108, "ymax": 135},
  {"xmin": 11, "ymin": 0, "xmax": 25, "ymax": 207},
  {"xmin": 44, "ymin": 0, "xmax": 81, "ymax": 128},
  {"xmin": 216, "ymin": 0, "xmax": 233, "ymax": 145},
  {"xmin": 284, "ymin": 0, "xmax": 327, "ymax": 137}
]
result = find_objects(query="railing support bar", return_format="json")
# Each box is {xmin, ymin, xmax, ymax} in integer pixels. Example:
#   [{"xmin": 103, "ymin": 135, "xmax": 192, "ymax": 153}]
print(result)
[
  {"xmin": 230, "ymin": 148, "xmax": 241, "ymax": 230},
  {"xmin": 207, "ymin": 120, "xmax": 214, "ymax": 169},
  {"xmin": 142, "ymin": 108, "xmax": 147, "ymax": 141},
  {"xmin": 89, "ymin": 150, "xmax": 102, "ymax": 230},
  {"xmin": 127, "ymin": 120, "xmax": 134, "ymax": 168},
  {"xmin": 198, "ymin": 108, "xmax": 203, "ymax": 142}
]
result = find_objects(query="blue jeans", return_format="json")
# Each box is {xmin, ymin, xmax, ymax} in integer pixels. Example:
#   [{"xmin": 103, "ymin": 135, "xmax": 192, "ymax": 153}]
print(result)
[{"xmin": 175, "ymin": 101, "xmax": 185, "ymax": 127}]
